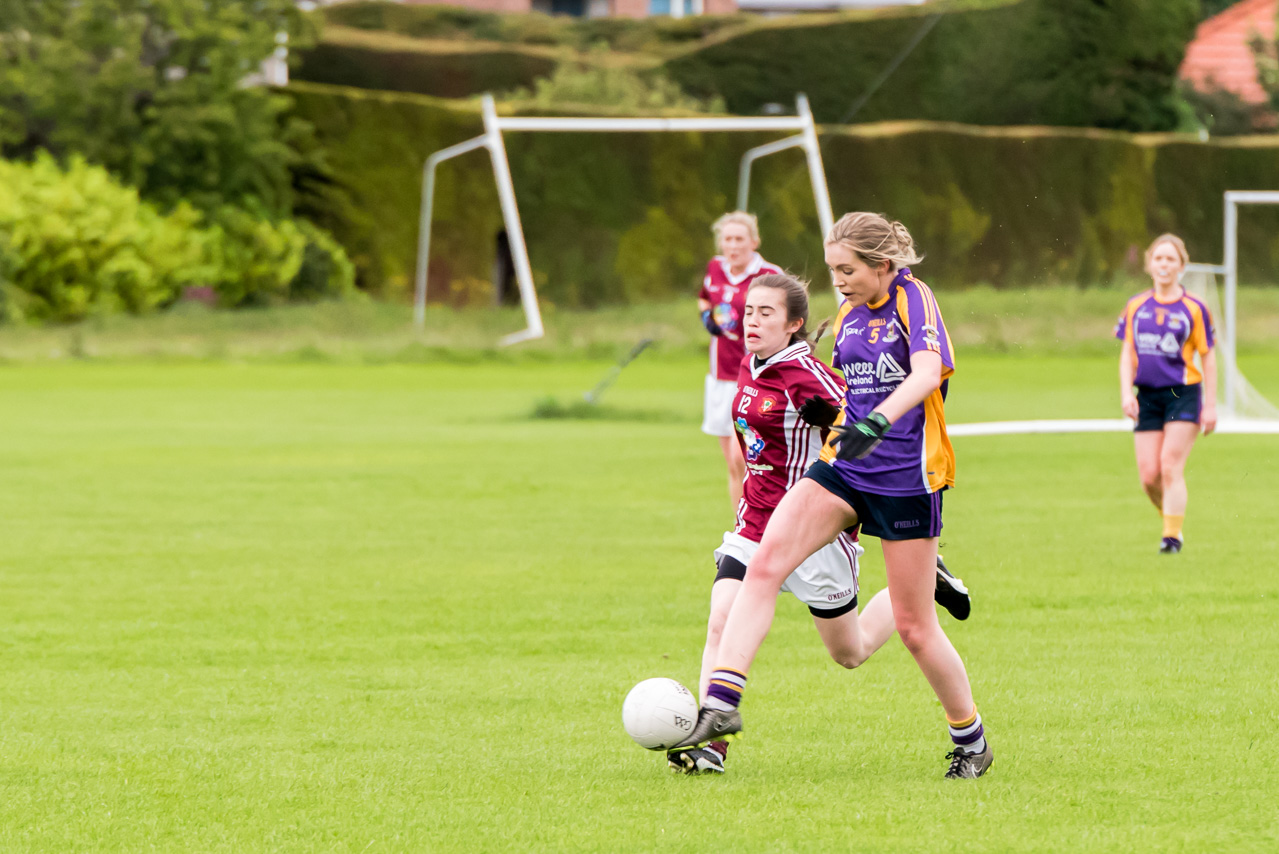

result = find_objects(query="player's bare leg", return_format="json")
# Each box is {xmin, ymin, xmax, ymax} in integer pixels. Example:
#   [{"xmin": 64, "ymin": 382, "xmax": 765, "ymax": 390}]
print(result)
[
  {"xmin": 1134, "ymin": 430, "xmax": 1165, "ymax": 511},
  {"xmin": 718, "ymin": 435, "xmax": 745, "ymax": 508},
  {"xmin": 812, "ymin": 588, "xmax": 895, "ymax": 669},
  {"xmin": 715, "ymin": 479, "xmax": 855, "ymax": 675},
  {"xmin": 883, "ymin": 536, "xmax": 992, "ymax": 778},
  {"xmin": 675, "ymin": 480, "xmax": 856, "ymax": 748},
  {"xmin": 1158, "ymin": 422, "xmax": 1197, "ymax": 516},
  {"xmin": 1157, "ymin": 421, "xmax": 1198, "ymax": 552},
  {"xmin": 669, "ymin": 577, "xmax": 742, "ymax": 775},
  {"xmin": 699, "ymin": 578, "xmax": 741, "ymax": 700},
  {"xmin": 882, "ymin": 537, "xmax": 973, "ymax": 718}
]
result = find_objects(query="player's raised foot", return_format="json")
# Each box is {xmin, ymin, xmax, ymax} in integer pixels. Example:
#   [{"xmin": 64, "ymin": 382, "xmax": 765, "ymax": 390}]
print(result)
[
  {"xmin": 1159, "ymin": 536, "xmax": 1183, "ymax": 554},
  {"xmin": 673, "ymin": 706, "xmax": 742, "ymax": 748},
  {"xmin": 934, "ymin": 555, "xmax": 971, "ymax": 621},
  {"xmin": 667, "ymin": 745, "xmax": 726, "ymax": 775},
  {"xmin": 944, "ymin": 742, "xmax": 994, "ymax": 779}
]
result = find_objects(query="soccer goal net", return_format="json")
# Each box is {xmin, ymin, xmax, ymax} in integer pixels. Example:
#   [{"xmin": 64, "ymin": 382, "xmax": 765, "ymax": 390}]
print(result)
[{"xmin": 1182, "ymin": 263, "xmax": 1279, "ymax": 423}]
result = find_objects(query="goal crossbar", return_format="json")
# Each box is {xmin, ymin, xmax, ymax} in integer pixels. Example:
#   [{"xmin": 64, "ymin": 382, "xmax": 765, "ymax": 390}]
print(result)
[{"xmin": 414, "ymin": 94, "xmax": 835, "ymax": 346}]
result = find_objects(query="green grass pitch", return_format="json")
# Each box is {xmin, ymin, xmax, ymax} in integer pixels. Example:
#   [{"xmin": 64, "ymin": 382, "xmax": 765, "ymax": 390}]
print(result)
[{"xmin": 1, "ymin": 354, "xmax": 1277, "ymax": 850}]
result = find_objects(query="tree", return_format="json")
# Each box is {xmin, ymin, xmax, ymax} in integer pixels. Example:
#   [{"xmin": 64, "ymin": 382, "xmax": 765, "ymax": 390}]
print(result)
[
  {"xmin": 1200, "ymin": 0, "xmax": 1239, "ymax": 22},
  {"xmin": 0, "ymin": 0, "xmax": 315, "ymax": 215}
]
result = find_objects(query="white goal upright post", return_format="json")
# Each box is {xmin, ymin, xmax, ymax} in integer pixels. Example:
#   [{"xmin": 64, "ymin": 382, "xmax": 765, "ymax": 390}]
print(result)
[
  {"xmin": 1178, "ymin": 192, "xmax": 1279, "ymax": 430},
  {"xmin": 414, "ymin": 93, "xmax": 835, "ymax": 346}
]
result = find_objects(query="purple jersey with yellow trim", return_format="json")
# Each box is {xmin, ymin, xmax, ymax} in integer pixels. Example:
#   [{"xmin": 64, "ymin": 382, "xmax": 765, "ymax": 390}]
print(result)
[
  {"xmin": 1114, "ymin": 289, "xmax": 1215, "ymax": 387},
  {"xmin": 820, "ymin": 268, "xmax": 955, "ymax": 496},
  {"xmin": 700, "ymin": 253, "xmax": 783, "ymax": 380}
]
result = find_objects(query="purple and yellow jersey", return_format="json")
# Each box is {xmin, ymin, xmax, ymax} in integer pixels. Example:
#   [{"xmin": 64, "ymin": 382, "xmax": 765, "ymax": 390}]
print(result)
[
  {"xmin": 819, "ymin": 268, "xmax": 955, "ymax": 496},
  {"xmin": 1114, "ymin": 289, "xmax": 1214, "ymax": 387}
]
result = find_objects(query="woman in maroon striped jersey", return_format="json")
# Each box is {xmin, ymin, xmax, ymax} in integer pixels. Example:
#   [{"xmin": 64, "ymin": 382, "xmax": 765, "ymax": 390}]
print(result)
[
  {"xmin": 668, "ymin": 273, "xmax": 897, "ymax": 776},
  {"xmin": 698, "ymin": 212, "xmax": 784, "ymax": 511}
]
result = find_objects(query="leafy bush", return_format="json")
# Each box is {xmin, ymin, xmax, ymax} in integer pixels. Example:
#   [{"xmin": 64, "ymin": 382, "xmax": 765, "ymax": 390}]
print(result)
[
  {"xmin": 1179, "ymin": 83, "xmax": 1266, "ymax": 136},
  {"xmin": 504, "ymin": 51, "xmax": 725, "ymax": 113},
  {"xmin": 203, "ymin": 206, "xmax": 307, "ymax": 309},
  {"xmin": 290, "ymin": 221, "xmax": 358, "ymax": 303},
  {"xmin": 0, "ymin": 155, "xmax": 205, "ymax": 322},
  {"xmin": 0, "ymin": 0, "xmax": 315, "ymax": 216},
  {"xmin": 0, "ymin": 155, "xmax": 356, "ymax": 322}
]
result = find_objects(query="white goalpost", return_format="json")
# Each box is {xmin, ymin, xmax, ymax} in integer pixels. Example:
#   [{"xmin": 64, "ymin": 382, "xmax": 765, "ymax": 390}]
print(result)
[
  {"xmin": 953, "ymin": 190, "xmax": 1279, "ymax": 436},
  {"xmin": 414, "ymin": 93, "xmax": 834, "ymax": 346}
]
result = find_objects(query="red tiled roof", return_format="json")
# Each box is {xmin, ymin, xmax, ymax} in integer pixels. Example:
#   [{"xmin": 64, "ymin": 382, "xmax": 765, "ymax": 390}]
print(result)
[{"xmin": 1180, "ymin": 0, "xmax": 1276, "ymax": 104}]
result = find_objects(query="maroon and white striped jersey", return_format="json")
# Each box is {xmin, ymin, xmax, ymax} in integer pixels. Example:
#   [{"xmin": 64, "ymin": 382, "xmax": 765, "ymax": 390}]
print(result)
[
  {"xmin": 700, "ymin": 254, "xmax": 783, "ymax": 380},
  {"xmin": 730, "ymin": 341, "xmax": 847, "ymax": 542}
]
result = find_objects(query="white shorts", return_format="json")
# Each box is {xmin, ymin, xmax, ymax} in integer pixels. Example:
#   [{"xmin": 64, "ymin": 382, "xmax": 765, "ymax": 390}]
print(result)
[
  {"xmin": 701, "ymin": 376, "xmax": 737, "ymax": 437},
  {"xmin": 713, "ymin": 530, "xmax": 862, "ymax": 614}
]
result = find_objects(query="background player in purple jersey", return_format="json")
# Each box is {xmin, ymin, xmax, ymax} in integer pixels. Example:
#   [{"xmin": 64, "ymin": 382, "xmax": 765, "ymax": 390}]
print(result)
[
  {"xmin": 669, "ymin": 273, "xmax": 898, "ymax": 775},
  {"xmin": 677, "ymin": 213, "xmax": 992, "ymax": 780},
  {"xmin": 1115, "ymin": 234, "xmax": 1217, "ymax": 554},
  {"xmin": 698, "ymin": 212, "xmax": 784, "ymax": 511}
]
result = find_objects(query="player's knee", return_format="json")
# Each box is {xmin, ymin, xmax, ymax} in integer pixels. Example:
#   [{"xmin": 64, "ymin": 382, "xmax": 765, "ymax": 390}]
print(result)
[
  {"xmin": 1159, "ymin": 461, "xmax": 1183, "ymax": 486},
  {"xmin": 705, "ymin": 610, "xmax": 727, "ymax": 645},
  {"xmin": 832, "ymin": 648, "xmax": 866, "ymax": 669},
  {"xmin": 744, "ymin": 552, "xmax": 790, "ymax": 587},
  {"xmin": 896, "ymin": 618, "xmax": 934, "ymax": 656},
  {"xmin": 1139, "ymin": 466, "xmax": 1160, "ymax": 489}
]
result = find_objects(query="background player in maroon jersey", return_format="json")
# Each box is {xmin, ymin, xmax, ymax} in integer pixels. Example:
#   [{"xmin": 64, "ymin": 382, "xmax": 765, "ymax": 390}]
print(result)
[
  {"xmin": 677, "ymin": 213, "xmax": 991, "ymax": 780},
  {"xmin": 1116, "ymin": 234, "xmax": 1217, "ymax": 554},
  {"xmin": 698, "ymin": 212, "xmax": 783, "ymax": 511},
  {"xmin": 670, "ymin": 272, "xmax": 897, "ymax": 775}
]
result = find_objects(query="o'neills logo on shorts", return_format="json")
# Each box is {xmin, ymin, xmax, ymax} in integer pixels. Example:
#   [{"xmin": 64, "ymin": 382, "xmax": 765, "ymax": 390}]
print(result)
[
  {"xmin": 894, "ymin": 519, "xmax": 920, "ymax": 529},
  {"xmin": 827, "ymin": 589, "xmax": 854, "ymax": 602}
]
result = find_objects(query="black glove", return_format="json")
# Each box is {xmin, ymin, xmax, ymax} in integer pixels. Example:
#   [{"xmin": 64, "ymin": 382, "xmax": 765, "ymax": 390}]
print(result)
[
  {"xmin": 831, "ymin": 412, "xmax": 891, "ymax": 461},
  {"xmin": 797, "ymin": 396, "xmax": 841, "ymax": 428},
  {"xmin": 701, "ymin": 308, "xmax": 723, "ymax": 336}
]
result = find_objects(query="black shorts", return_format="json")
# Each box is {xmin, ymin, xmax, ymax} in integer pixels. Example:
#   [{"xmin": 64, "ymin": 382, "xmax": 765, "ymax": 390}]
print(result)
[
  {"xmin": 1135, "ymin": 383, "xmax": 1201, "ymax": 432},
  {"xmin": 803, "ymin": 460, "xmax": 943, "ymax": 541}
]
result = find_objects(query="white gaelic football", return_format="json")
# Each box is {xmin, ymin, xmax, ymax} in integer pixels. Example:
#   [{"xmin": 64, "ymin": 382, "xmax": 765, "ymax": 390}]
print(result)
[{"xmin": 622, "ymin": 678, "xmax": 699, "ymax": 750}]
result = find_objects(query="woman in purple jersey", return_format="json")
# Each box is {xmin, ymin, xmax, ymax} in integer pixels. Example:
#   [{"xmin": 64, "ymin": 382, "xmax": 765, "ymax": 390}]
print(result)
[
  {"xmin": 1116, "ymin": 234, "xmax": 1217, "ymax": 554},
  {"xmin": 675, "ymin": 213, "xmax": 992, "ymax": 780}
]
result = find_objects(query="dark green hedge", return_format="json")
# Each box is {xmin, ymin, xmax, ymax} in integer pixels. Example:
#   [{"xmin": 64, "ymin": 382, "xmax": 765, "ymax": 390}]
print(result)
[
  {"xmin": 287, "ymin": 83, "xmax": 1279, "ymax": 306},
  {"xmin": 319, "ymin": 1, "xmax": 753, "ymax": 53},
  {"xmin": 665, "ymin": 0, "xmax": 1199, "ymax": 132},
  {"xmin": 294, "ymin": 42, "xmax": 555, "ymax": 100},
  {"xmin": 307, "ymin": 1, "xmax": 1193, "ymax": 132}
]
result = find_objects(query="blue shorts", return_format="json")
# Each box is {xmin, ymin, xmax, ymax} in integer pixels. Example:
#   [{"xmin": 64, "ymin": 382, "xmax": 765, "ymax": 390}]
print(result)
[
  {"xmin": 804, "ymin": 460, "xmax": 943, "ymax": 541},
  {"xmin": 1135, "ymin": 383, "xmax": 1201, "ymax": 432}
]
